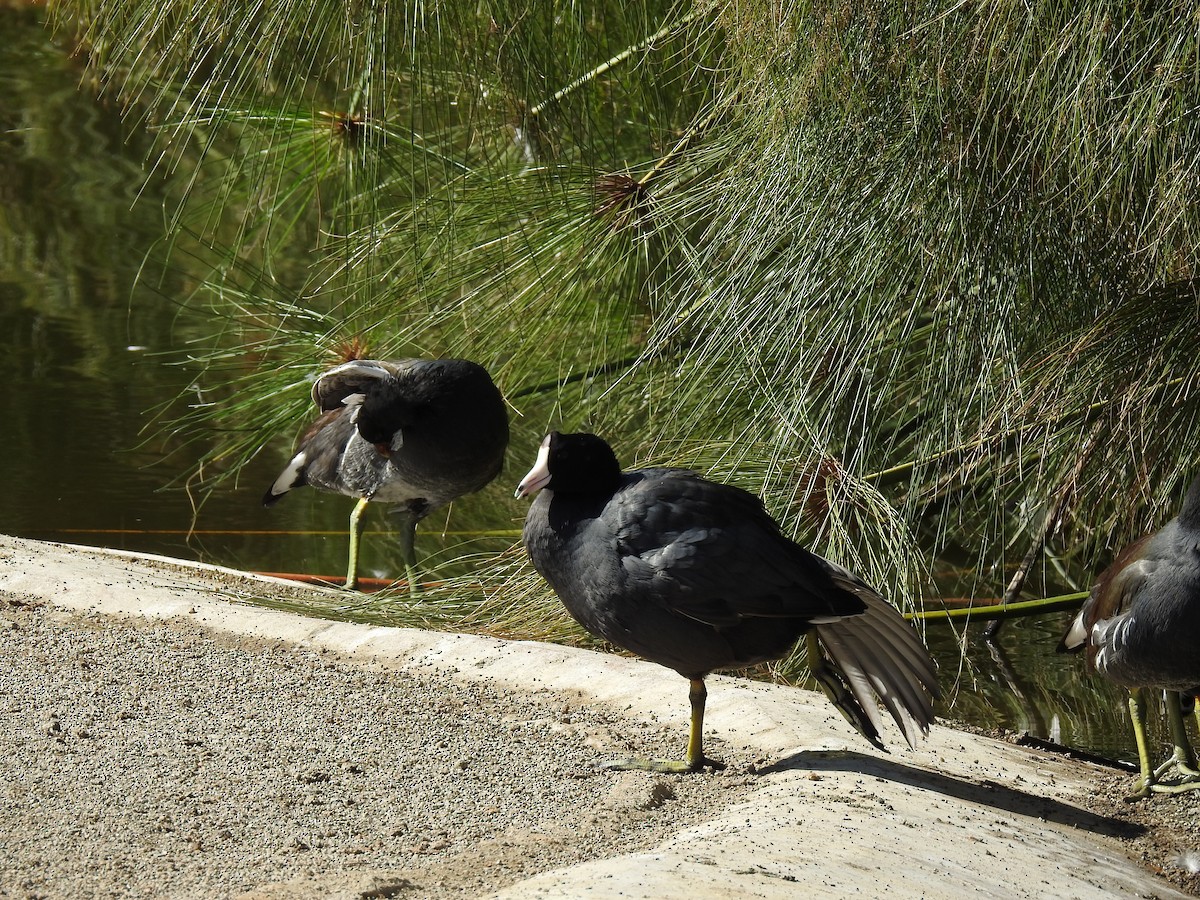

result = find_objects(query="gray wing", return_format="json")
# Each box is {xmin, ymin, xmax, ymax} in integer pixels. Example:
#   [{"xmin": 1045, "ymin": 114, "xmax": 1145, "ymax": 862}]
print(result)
[
  {"xmin": 611, "ymin": 469, "xmax": 938, "ymax": 748},
  {"xmin": 1086, "ymin": 521, "xmax": 1200, "ymax": 689},
  {"xmin": 611, "ymin": 470, "xmax": 865, "ymax": 625},
  {"xmin": 1058, "ymin": 533, "xmax": 1153, "ymax": 655}
]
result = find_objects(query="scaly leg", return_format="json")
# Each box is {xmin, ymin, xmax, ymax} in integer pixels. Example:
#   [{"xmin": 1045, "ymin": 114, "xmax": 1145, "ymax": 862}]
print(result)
[
  {"xmin": 344, "ymin": 497, "xmax": 370, "ymax": 590},
  {"xmin": 1156, "ymin": 691, "xmax": 1200, "ymax": 774},
  {"xmin": 1148, "ymin": 691, "xmax": 1200, "ymax": 794},
  {"xmin": 684, "ymin": 678, "xmax": 709, "ymax": 770},
  {"xmin": 1126, "ymin": 689, "xmax": 1155, "ymax": 799},
  {"xmin": 393, "ymin": 508, "xmax": 420, "ymax": 597},
  {"xmin": 603, "ymin": 677, "xmax": 724, "ymax": 773}
]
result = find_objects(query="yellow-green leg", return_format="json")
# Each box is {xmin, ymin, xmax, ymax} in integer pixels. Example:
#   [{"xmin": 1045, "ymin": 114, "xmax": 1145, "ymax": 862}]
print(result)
[
  {"xmin": 684, "ymin": 678, "xmax": 708, "ymax": 770},
  {"xmin": 393, "ymin": 508, "xmax": 421, "ymax": 597},
  {"xmin": 344, "ymin": 497, "xmax": 370, "ymax": 590},
  {"xmin": 1157, "ymin": 691, "xmax": 1200, "ymax": 775},
  {"xmin": 602, "ymin": 677, "xmax": 724, "ymax": 773},
  {"xmin": 1127, "ymin": 689, "xmax": 1156, "ymax": 798},
  {"xmin": 1147, "ymin": 691, "xmax": 1200, "ymax": 794},
  {"xmin": 1125, "ymin": 689, "xmax": 1200, "ymax": 799}
]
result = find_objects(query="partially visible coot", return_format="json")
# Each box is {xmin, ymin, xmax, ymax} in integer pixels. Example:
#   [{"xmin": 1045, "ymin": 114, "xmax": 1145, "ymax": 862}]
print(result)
[
  {"xmin": 1059, "ymin": 474, "xmax": 1200, "ymax": 798},
  {"xmin": 264, "ymin": 358, "xmax": 509, "ymax": 591},
  {"xmin": 516, "ymin": 431, "xmax": 939, "ymax": 771}
]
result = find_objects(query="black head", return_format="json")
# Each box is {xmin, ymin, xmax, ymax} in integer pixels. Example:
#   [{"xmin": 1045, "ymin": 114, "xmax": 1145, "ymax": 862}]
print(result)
[
  {"xmin": 355, "ymin": 381, "xmax": 416, "ymax": 454},
  {"xmin": 514, "ymin": 431, "xmax": 622, "ymax": 498}
]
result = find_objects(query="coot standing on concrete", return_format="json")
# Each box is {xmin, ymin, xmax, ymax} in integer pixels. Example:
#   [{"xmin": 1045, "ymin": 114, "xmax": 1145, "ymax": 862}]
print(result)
[
  {"xmin": 264, "ymin": 358, "xmax": 509, "ymax": 591},
  {"xmin": 516, "ymin": 431, "xmax": 940, "ymax": 771},
  {"xmin": 1059, "ymin": 474, "xmax": 1200, "ymax": 797}
]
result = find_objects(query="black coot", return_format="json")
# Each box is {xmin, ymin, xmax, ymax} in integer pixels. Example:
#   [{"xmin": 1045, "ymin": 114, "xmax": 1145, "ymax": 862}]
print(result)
[
  {"xmin": 264, "ymin": 358, "xmax": 509, "ymax": 590},
  {"xmin": 516, "ymin": 431, "xmax": 939, "ymax": 771},
  {"xmin": 1059, "ymin": 474, "xmax": 1200, "ymax": 797}
]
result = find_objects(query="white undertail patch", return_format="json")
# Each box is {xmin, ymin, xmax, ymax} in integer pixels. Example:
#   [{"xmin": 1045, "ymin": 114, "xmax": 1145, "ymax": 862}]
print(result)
[
  {"xmin": 1059, "ymin": 612, "xmax": 1089, "ymax": 651},
  {"xmin": 268, "ymin": 451, "xmax": 308, "ymax": 497}
]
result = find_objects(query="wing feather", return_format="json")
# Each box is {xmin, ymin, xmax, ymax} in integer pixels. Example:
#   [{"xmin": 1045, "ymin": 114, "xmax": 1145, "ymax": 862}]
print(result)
[{"xmin": 611, "ymin": 469, "xmax": 865, "ymax": 626}]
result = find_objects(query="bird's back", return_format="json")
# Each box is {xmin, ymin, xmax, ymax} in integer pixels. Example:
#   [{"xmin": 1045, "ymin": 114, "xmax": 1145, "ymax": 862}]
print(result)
[
  {"xmin": 523, "ymin": 467, "xmax": 866, "ymax": 678},
  {"xmin": 265, "ymin": 357, "xmax": 508, "ymax": 511},
  {"xmin": 1065, "ymin": 517, "xmax": 1200, "ymax": 692},
  {"xmin": 364, "ymin": 359, "xmax": 509, "ymax": 505}
]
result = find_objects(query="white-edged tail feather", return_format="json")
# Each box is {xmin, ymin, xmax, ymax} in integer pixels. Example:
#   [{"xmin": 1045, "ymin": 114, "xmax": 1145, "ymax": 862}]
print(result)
[
  {"xmin": 1059, "ymin": 609, "xmax": 1088, "ymax": 652},
  {"xmin": 811, "ymin": 569, "xmax": 939, "ymax": 750},
  {"xmin": 263, "ymin": 451, "xmax": 307, "ymax": 506}
]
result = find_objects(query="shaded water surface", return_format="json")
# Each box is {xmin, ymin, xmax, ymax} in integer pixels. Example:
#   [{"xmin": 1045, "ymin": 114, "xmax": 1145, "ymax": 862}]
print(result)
[{"xmin": 0, "ymin": 9, "xmax": 1153, "ymax": 769}]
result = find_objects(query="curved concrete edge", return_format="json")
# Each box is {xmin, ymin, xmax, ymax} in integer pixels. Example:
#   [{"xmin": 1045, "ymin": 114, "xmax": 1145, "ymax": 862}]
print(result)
[
  {"xmin": 491, "ymin": 770, "xmax": 1172, "ymax": 900},
  {"xmin": 0, "ymin": 535, "xmax": 1185, "ymax": 899}
]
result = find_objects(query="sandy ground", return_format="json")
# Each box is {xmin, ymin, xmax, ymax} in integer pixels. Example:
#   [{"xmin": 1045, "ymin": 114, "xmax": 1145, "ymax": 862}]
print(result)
[{"xmin": 3, "ymin": 535, "xmax": 1200, "ymax": 899}]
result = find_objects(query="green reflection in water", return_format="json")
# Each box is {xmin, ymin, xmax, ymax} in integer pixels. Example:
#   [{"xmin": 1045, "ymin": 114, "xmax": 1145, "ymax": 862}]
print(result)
[
  {"xmin": 0, "ymin": 8, "xmax": 1168, "ymax": 772},
  {"xmin": 0, "ymin": 6, "xmax": 518, "ymax": 581}
]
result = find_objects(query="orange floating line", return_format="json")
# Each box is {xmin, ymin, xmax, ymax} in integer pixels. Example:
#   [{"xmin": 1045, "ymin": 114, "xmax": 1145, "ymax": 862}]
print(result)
[
  {"xmin": 48, "ymin": 528, "xmax": 344, "ymax": 536},
  {"xmin": 33, "ymin": 528, "xmax": 520, "ymax": 537}
]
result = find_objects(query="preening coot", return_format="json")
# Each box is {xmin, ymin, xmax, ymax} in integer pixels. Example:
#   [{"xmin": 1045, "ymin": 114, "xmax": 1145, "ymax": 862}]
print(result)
[
  {"xmin": 264, "ymin": 358, "xmax": 509, "ymax": 591},
  {"xmin": 516, "ymin": 431, "xmax": 940, "ymax": 771},
  {"xmin": 1059, "ymin": 474, "xmax": 1200, "ymax": 797}
]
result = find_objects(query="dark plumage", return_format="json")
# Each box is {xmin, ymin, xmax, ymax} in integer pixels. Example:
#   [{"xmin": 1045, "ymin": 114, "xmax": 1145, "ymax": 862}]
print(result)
[
  {"xmin": 1059, "ymin": 474, "xmax": 1200, "ymax": 797},
  {"xmin": 264, "ymin": 358, "xmax": 509, "ymax": 590},
  {"xmin": 515, "ymin": 431, "xmax": 939, "ymax": 771}
]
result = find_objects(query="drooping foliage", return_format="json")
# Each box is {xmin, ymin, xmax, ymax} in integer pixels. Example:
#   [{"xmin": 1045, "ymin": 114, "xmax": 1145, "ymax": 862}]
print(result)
[{"xmin": 46, "ymin": 0, "xmax": 1200, "ymax": 642}]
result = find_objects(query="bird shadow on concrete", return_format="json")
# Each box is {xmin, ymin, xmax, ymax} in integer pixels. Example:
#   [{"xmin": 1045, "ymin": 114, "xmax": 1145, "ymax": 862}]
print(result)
[{"xmin": 759, "ymin": 749, "xmax": 1143, "ymax": 840}]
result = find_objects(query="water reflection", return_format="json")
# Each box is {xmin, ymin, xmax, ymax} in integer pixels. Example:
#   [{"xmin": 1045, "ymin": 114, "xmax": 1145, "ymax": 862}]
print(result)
[
  {"xmin": 0, "ymin": 6, "xmax": 519, "ymax": 581},
  {"xmin": 925, "ymin": 611, "xmax": 1136, "ymax": 764},
  {"xmin": 0, "ymin": 8, "xmax": 1159, "ymax": 771}
]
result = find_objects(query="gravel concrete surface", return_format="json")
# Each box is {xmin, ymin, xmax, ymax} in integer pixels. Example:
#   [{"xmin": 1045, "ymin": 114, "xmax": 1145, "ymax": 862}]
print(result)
[
  {"xmin": 0, "ymin": 595, "xmax": 753, "ymax": 900},
  {"xmin": 2, "ymin": 535, "xmax": 1200, "ymax": 899}
]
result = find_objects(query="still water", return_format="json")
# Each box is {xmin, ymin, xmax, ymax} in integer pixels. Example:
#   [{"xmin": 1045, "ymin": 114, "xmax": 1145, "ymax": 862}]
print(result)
[{"xmin": 0, "ymin": 9, "xmax": 1141, "ymax": 767}]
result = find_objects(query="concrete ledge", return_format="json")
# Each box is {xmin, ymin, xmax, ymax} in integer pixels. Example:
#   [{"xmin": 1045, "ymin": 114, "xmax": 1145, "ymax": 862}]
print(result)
[{"xmin": 0, "ymin": 535, "xmax": 1181, "ymax": 899}]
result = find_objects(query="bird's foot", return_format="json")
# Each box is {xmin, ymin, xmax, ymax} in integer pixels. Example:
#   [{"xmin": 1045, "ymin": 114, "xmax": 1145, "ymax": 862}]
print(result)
[
  {"xmin": 1126, "ymin": 766, "xmax": 1200, "ymax": 801},
  {"xmin": 1154, "ymin": 756, "xmax": 1200, "ymax": 780},
  {"xmin": 1123, "ymin": 777, "xmax": 1152, "ymax": 802},
  {"xmin": 1147, "ymin": 761, "xmax": 1200, "ymax": 796},
  {"xmin": 600, "ymin": 756, "xmax": 725, "ymax": 774},
  {"xmin": 1150, "ymin": 778, "xmax": 1200, "ymax": 795}
]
